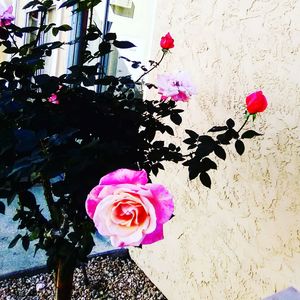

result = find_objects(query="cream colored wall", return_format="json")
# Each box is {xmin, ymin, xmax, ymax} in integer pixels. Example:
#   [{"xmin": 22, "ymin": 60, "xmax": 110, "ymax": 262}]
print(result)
[{"xmin": 130, "ymin": 1, "xmax": 300, "ymax": 299}]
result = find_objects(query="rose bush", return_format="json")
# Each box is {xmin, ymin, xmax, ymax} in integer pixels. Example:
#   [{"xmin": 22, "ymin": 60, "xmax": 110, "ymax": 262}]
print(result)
[
  {"xmin": 0, "ymin": 1, "xmax": 267, "ymax": 299},
  {"xmin": 86, "ymin": 169, "xmax": 174, "ymax": 247},
  {"xmin": 246, "ymin": 90, "xmax": 268, "ymax": 114}
]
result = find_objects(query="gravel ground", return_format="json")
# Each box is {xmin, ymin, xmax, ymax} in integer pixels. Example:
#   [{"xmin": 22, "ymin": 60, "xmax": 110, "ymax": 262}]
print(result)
[{"xmin": 0, "ymin": 255, "xmax": 167, "ymax": 300}]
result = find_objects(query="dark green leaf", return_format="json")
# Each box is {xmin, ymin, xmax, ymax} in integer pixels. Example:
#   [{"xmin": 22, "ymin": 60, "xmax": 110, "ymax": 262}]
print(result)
[
  {"xmin": 98, "ymin": 42, "xmax": 111, "ymax": 55},
  {"xmin": 8, "ymin": 234, "xmax": 22, "ymax": 248},
  {"xmin": 104, "ymin": 32, "xmax": 117, "ymax": 41},
  {"xmin": 200, "ymin": 172, "xmax": 211, "ymax": 188},
  {"xmin": 0, "ymin": 28, "xmax": 9, "ymax": 40},
  {"xmin": 18, "ymin": 191, "xmax": 37, "ymax": 209},
  {"xmin": 0, "ymin": 201, "xmax": 5, "ymax": 214},
  {"xmin": 113, "ymin": 40, "xmax": 136, "ymax": 49},
  {"xmin": 165, "ymin": 126, "xmax": 174, "ymax": 136},
  {"xmin": 214, "ymin": 145, "xmax": 226, "ymax": 160},
  {"xmin": 208, "ymin": 126, "xmax": 227, "ymax": 132},
  {"xmin": 189, "ymin": 164, "xmax": 200, "ymax": 180},
  {"xmin": 170, "ymin": 113, "xmax": 182, "ymax": 125},
  {"xmin": 226, "ymin": 118, "xmax": 235, "ymax": 128},
  {"xmin": 235, "ymin": 139, "xmax": 245, "ymax": 155},
  {"xmin": 22, "ymin": 235, "xmax": 30, "ymax": 251},
  {"xmin": 183, "ymin": 138, "xmax": 195, "ymax": 144},
  {"xmin": 185, "ymin": 129, "xmax": 198, "ymax": 139},
  {"xmin": 241, "ymin": 130, "xmax": 263, "ymax": 139},
  {"xmin": 23, "ymin": 0, "xmax": 39, "ymax": 9}
]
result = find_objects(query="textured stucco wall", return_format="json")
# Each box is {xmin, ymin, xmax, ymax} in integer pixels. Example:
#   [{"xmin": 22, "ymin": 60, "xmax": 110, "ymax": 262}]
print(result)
[{"xmin": 130, "ymin": 1, "xmax": 300, "ymax": 299}]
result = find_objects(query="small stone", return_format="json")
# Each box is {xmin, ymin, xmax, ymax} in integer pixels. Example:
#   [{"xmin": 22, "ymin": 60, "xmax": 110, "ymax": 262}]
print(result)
[{"xmin": 36, "ymin": 282, "xmax": 46, "ymax": 291}]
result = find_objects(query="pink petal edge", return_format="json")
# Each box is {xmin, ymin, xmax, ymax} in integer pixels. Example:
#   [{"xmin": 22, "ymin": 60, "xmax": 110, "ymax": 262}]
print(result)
[
  {"xmin": 99, "ymin": 168, "xmax": 148, "ymax": 185},
  {"xmin": 141, "ymin": 223, "xmax": 164, "ymax": 245}
]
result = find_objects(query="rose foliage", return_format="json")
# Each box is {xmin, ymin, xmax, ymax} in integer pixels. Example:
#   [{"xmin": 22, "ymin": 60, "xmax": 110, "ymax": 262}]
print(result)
[{"xmin": 0, "ymin": 0, "xmax": 267, "ymax": 298}]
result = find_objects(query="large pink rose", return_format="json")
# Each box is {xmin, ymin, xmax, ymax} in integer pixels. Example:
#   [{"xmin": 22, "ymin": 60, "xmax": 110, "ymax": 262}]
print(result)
[
  {"xmin": 0, "ymin": 5, "xmax": 15, "ymax": 27},
  {"xmin": 86, "ymin": 169, "xmax": 174, "ymax": 247}
]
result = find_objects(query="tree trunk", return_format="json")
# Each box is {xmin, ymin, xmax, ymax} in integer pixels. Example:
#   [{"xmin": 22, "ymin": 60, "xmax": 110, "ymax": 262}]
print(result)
[{"xmin": 54, "ymin": 258, "xmax": 75, "ymax": 300}]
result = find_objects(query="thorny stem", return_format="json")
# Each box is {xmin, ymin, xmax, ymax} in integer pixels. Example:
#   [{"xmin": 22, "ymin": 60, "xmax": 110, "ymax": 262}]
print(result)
[
  {"xmin": 41, "ymin": 175, "xmax": 57, "ymax": 225},
  {"xmin": 89, "ymin": 3, "xmax": 94, "ymax": 29},
  {"xmin": 7, "ymin": 30, "xmax": 19, "ymax": 50},
  {"xmin": 39, "ymin": 140, "xmax": 57, "ymax": 225},
  {"xmin": 34, "ymin": 11, "xmax": 47, "ymax": 48},
  {"xmin": 237, "ymin": 114, "xmax": 250, "ymax": 133},
  {"xmin": 134, "ymin": 51, "xmax": 166, "ymax": 84}
]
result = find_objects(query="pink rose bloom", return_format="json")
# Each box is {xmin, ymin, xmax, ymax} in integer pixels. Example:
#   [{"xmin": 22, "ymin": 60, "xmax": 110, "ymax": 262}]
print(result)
[
  {"xmin": 157, "ymin": 72, "xmax": 197, "ymax": 102},
  {"xmin": 160, "ymin": 32, "xmax": 174, "ymax": 50},
  {"xmin": 48, "ymin": 93, "xmax": 59, "ymax": 105},
  {"xmin": 0, "ymin": 5, "xmax": 15, "ymax": 27},
  {"xmin": 245, "ymin": 90, "xmax": 268, "ymax": 114},
  {"xmin": 47, "ymin": 86, "xmax": 62, "ymax": 105},
  {"xmin": 86, "ymin": 168, "xmax": 174, "ymax": 247}
]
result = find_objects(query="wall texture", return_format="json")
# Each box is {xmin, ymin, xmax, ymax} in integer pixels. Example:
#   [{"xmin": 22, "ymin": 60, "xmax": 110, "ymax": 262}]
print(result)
[{"xmin": 130, "ymin": 0, "xmax": 300, "ymax": 299}]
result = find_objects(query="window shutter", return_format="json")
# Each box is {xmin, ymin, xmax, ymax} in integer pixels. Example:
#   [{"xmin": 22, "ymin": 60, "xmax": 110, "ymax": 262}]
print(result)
[{"xmin": 110, "ymin": 0, "xmax": 133, "ymax": 8}]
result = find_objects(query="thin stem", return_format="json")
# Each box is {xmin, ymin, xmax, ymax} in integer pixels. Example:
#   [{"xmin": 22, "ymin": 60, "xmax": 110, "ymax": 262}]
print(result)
[
  {"xmin": 237, "ymin": 114, "xmax": 250, "ymax": 133},
  {"xmin": 7, "ymin": 30, "xmax": 19, "ymax": 49},
  {"xmin": 134, "ymin": 51, "xmax": 166, "ymax": 84},
  {"xmin": 89, "ymin": 3, "xmax": 94, "ymax": 29},
  {"xmin": 41, "ymin": 176, "xmax": 57, "ymax": 223},
  {"xmin": 34, "ymin": 11, "xmax": 47, "ymax": 48}
]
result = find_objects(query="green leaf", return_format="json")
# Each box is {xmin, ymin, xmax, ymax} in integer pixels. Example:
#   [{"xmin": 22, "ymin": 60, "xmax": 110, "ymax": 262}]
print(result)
[
  {"xmin": 104, "ymin": 32, "xmax": 117, "ymax": 41},
  {"xmin": 0, "ymin": 28, "xmax": 9, "ymax": 40},
  {"xmin": 22, "ymin": 235, "xmax": 30, "ymax": 251},
  {"xmin": 9, "ymin": 234, "xmax": 22, "ymax": 248},
  {"xmin": 226, "ymin": 118, "xmax": 235, "ymax": 128},
  {"xmin": 113, "ymin": 40, "xmax": 136, "ymax": 49},
  {"xmin": 23, "ymin": 0, "xmax": 39, "ymax": 9},
  {"xmin": 200, "ymin": 172, "xmax": 211, "ymax": 188},
  {"xmin": 208, "ymin": 126, "xmax": 227, "ymax": 133},
  {"xmin": 185, "ymin": 129, "xmax": 198, "ymax": 139},
  {"xmin": 214, "ymin": 145, "xmax": 226, "ymax": 160},
  {"xmin": 18, "ymin": 191, "xmax": 37, "ymax": 209},
  {"xmin": 235, "ymin": 139, "xmax": 245, "ymax": 155},
  {"xmin": 241, "ymin": 130, "xmax": 263, "ymax": 139},
  {"xmin": 170, "ymin": 113, "xmax": 182, "ymax": 125},
  {"xmin": 0, "ymin": 201, "xmax": 5, "ymax": 214}
]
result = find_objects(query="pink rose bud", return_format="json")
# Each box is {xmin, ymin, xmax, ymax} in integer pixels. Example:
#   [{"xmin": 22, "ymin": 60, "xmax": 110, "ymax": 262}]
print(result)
[
  {"xmin": 246, "ymin": 91, "xmax": 268, "ymax": 114},
  {"xmin": 160, "ymin": 32, "xmax": 174, "ymax": 50},
  {"xmin": 86, "ymin": 168, "xmax": 174, "ymax": 247},
  {"xmin": 0, "ymin": 5, "xmax": 15, "ymax": 27}
]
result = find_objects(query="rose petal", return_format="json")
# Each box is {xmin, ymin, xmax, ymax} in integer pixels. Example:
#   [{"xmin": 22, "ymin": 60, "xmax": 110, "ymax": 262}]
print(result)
[
  {"xmin": 85, "ymin": 198, "xmax": 99, "ymax": 219},
  {"xmin": 141, "ymin": 223, "xmax": 164, "ymax": 245},
  {"xmin": 146, "ymin": 183, "xmax": 174, "ymax": 224},
  {"xmin": 99, "ymin": 168, "xmax": 148, "ymax": 185}
]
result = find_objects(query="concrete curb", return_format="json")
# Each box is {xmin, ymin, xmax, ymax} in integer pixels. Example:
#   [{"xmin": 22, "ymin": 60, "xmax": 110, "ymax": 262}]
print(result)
[{"xmin": 0, "ymin": 248, "xmax": 129, "ymax": 281}]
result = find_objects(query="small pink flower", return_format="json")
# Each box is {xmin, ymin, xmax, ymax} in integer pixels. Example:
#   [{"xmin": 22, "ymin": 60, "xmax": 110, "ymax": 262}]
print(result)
[
  {"xmin": 245, "ymin": 90, "xmax": 268, "ymax": 114},
  {"xmin": 48, "ymin": 93, "xmax": 59, "ymax": 105},
  {"xmin": 86, "ymin": 168, "xmax": 174, "ymax": 247},
  {"xmin": 160, "ymin": 32, "xmax": 174, "ymax": 50},
  {"xmin": 157, "ymin": 72, "xmax": 197, "ymax": 102},
  {"xmin": 47, "ymin": 86, "xmax": 62, "ymax": 105},
  {"xmin": 0, "ymin": 5, "xmax": 15, "ymax": 27}
]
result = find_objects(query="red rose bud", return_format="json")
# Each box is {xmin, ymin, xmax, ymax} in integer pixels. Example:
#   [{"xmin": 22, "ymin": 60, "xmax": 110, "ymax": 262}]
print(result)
[
  {"xmin": 246, "ymin": 91, "xmax": 268, "ymax": 114},
  {"xmin": 160, "ymin": 32, "xmax": 174, "ymax": 50}
]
